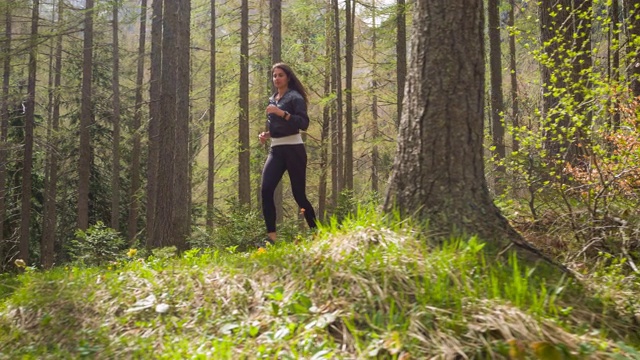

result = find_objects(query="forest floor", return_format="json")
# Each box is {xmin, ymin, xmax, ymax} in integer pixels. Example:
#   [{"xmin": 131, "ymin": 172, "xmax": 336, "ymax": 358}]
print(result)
[{"xmin": 1, "ymin": 211, "xmax": 639, "ymax": 359}]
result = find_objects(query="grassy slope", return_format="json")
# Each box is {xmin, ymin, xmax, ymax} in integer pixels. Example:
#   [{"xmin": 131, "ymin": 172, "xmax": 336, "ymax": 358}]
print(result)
[{"xmin": 1, "ymin": 214, "xmax": 639, "ymax": 359}]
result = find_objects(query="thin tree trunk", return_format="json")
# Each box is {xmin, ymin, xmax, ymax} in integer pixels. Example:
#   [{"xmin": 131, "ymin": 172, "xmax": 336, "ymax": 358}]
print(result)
[
  {"xmin": 0, "ymin": 0, "xmax": 13, "ymax": 265},
  {"xmin": 111, "ymin": 0, "xmax": 121, "ymax": 232},
  {"xmin": 318, "ymin": 8, "xmax": 332, "ymax": 220},
  {"xmin": 626, "ymin": 0, "xmax": 640, "ymax": 96},
  {"xmin": 207, "ymin": 0, "xmax": 216, "ymax": 230},
  {"xmin": 371, "ymin": 0, "xmax": 379, "ymax": 193},
  {"xmin": 396, "ymin": 0, "xmax": 407, "ymax": 128},
  {"xmin": 344, "ymin": 0, "xmax": 354, "ymax": 190},
  {"xmin": 78, "ymin": 0, "xmax": 94, "ymax": 231},
  {"xmin": 508, "ymin": 0, "xmax": 519, "ymax": 152},
  {"xmin": 270, "ymin": 0, "xmax": 283, "ymax": 224},
  {"xmin": 332, "ymin": 0, "xmax": 344, "ymax": 197},
  {"xmin": 488, "ymin": 0, "xmax": 505, "ymax": 194},
  {"xmin": 610, "ymin": 0, "xmax": 620, "ymax": 129},
  {"xmin": 238, "ymin": 0, "xmax": 250, "ymax": 206},
  {"xmin": 127, "ymin": 0, "xmax": 147, "ymax": 242},
  {"xmin": 20, "ymin": 0, "xmax": 39, "ymax": 264},
  {"xmin": 42, "ymin": 0, "xmax": 63, "ymax": 269},
  {"xmin": 146, "ymin": 0, "xmax": 162, "ymax": 246},
  {"xmin": 174, "ymin": 0, "xmax": 191, "ymax": 250}
]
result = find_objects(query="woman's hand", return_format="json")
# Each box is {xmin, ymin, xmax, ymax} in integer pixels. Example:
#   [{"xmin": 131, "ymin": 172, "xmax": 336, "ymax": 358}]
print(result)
[
  {"xmin": 266, "ymin": 104, "xmax": 285, "ymax": 118},
  {"xmin": 259, "ymin": 131, "xmax": 271, "ymax": 145}
]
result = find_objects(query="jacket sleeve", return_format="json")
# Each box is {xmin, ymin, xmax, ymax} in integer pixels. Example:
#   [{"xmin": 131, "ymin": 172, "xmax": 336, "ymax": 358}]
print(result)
[{"xmin": 289, "ymin": 96, "xmax": 310, "ymax": 131}]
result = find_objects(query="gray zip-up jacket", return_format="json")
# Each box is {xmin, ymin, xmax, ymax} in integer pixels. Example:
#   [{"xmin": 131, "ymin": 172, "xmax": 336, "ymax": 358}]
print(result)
[{"xmin": 267, "ymin": 89, "xmax": 310, "ymax": 138}]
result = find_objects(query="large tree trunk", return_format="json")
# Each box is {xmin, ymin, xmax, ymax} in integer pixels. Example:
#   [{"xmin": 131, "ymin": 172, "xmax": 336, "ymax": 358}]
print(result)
[
  {"xmin": 78, "ymin": 0, "xmax": 94, "ymax": 231},
  {"xmin": 207, "ymin": 0, "xmax": 216, "ymax": 230},
  {"xmin": 396, "ymin": 0, "xmax": 407, "ymax": 128},
  {"xmin": 42, "ymin": 0, "xmax": 63, "ymax": 268},
  {"xmin": 20, "ymin": 0, "xmax": 39, "ymax": 263},
  {"xmin": 111, "ymin": 0, "xmax": 121, "ymax": 232},
  {"xmin": 0, "ymin": 0, "xmax": 13, "ymax": 267},
  {"xmin": 238, "ymin": 0, "xmax": 250, "ymax": 206},
  {"xmin": 384, "ymin": 0, "xmax": 551, "ymax": 265},
  {"xmin": 153, "ymin": 0, "xmax": 178, "ymax": 247},
  {"xmin": 488, "ymin": 0, "xmax": 505, "ymax": 194},
  {"xmin": 173, "ymin": 0, "xmax": 190, "ymax": 250},
  {"xmin": 146, "ymin": 0, "xmax": 162, "ymax": 247},
  {"xmin": 127, "ymin": 0, "xmax": 147, "ymax": 242},
  {"xmin": 609, "ymin": 0, "xmax": 620, "ymax": 129}
]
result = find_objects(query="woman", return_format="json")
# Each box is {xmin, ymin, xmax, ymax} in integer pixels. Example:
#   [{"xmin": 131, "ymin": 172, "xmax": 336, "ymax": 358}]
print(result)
[{"xmin": 258, "ymin": 63, "xmax": 317, "ymax": 246}]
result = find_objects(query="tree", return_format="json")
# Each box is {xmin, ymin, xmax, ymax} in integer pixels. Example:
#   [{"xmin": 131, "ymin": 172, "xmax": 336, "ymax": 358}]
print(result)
[
  {"xmin": 626, "ymin": 0, "xmax": 640, "ymax": 97},
  {"xmin": 370, "ymin": 0, "xmax": 380, "ymax": 193},
  {"xmin": 396, "ymin": 0, "xmax": 406, "ymax": 128},
  {"xmin": 269, "ymin": 0, "xmax": 283, "ymax": 224},
  {"xmin": 508, "ymin": 0, "xmax": 519, "ymax": 152},
  {"xmin": 146, "ymin": 0, "xmax": 162, "ymax": 246},
  {"xmin": 111, "ymin": 0, "xmax": 121, "ymax": 232},
  {"xmin": 174, "ymin": 0, "xmax": 191, "ymax": 248},
  {"xmin": 384, "ymin": 0, "xmax": 548, "ymax": 264},
  {"xmin": 0, "ymin": 0, "xmax": 13, "ymax": 265},
  {"xmin": 488, "ymin": 0, "xmax": 505, "ymax": 194},
  {"xmin": 206, "ymin": 0, "xmax": 216, "ymax": 230},
  {"xmin": 238, "ymin": 0, "xmax": 250, "ymax": 205},
  {"xmin": 344, "ymin": 0, "xmax": 354, "ymax": 190},
  {"xmin": 127, "ymin": 0, "xmax": 147, "ymax": 242},
  {"xmin": 78, "ymin": 0, "xmax": 94, "ymax": 231},
  {"xmin": 42, "ymin": 0, "xmax": 64, "ymax": 268},
  {"xmin": 153, "ymin": 0, "xmax": 178, "ymax": 247},
  {"xmin": 331, "ymin": 0, "xmax": 344, "ymax": 201},
  {"xmin": 20, "ymin": 0, "xmax": 39, "ymax": 263}
]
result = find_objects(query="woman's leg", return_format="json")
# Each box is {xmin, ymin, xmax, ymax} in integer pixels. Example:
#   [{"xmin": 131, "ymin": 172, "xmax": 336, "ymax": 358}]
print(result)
[
  {"xmin": 261, "ymin": 148, "xmax": 287, "ymax": 237},
  {"xmin": 286, "ymin": 145, "xmax": 317, "ymax": 229}
]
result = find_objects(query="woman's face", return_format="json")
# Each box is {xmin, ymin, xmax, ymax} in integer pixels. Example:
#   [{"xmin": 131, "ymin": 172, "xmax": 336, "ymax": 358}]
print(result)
[{"xmin": 272, "ymin": 67, "xmax": 289, "ymax": 89}]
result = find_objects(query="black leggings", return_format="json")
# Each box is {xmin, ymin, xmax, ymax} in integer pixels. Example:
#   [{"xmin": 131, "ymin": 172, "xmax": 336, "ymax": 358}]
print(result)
[{"xmin": 261, "ymin": 144, "xmax": 317, "ymax": 233}]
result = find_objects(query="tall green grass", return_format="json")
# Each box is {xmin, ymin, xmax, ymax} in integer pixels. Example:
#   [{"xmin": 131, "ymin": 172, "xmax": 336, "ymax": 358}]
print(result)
[{"xmin": 0, "ymin": 207, "xmax": 638, "ymax": 359}]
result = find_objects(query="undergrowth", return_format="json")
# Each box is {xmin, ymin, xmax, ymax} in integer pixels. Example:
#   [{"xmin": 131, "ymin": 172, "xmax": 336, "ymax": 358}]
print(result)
[{"xmin": 0, "ymin": 208, "xmax": 639, "ymax": 359}]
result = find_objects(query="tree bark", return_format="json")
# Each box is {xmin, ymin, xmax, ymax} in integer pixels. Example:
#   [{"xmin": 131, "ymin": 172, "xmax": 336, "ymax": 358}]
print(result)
[
  {"xmin": 396, "ymin": 0, "xmax": 407, "ymax": 128},
  {"xmin": 238, "ymin": 0, "xmax": 250, "ymax": 206},
  {"xmin": 626, "ymin": 0, "xmax": 640, "ymax": 97},
  {"xmin": 78, "ymin": 0, "xmax": 94, "ymax": 231},
  {"xmin": 344, "ymin": 0, "xmax": 354, "ymax": 190},
  {"xmin": 488, "ymin": 0, "xmax": 505, "ymax": 194},
  {"xmin": 207, "ymin": 0, "xmax": 216, "ymax": 230},
  {"xmin": 174, "ymin": 0, "xmax": 191, "ymax": 250},
  {"xmin": 269, "ymin": 0, "xmax": 283, "ymax": 224},
  {"xmin": 384, "ymin": 0, "xmax": 552, "ymax": 265},
  {"xmin": 331, "ymin": 0, "xmax": 344, "ymax": 198},
  {"xmin": 508, "ymin": 0, "xmax": 519, "ymax": 152},
  {"xmin": 153, "ymin": 0, "xmax": 178, "ymax": 247},
  {"xmin": 0, "ymin": 0, "xmax": 13, "ymax": 266},
  {"xmin": 111, "ymin": 0, "xmax": 121, "ymax": 232},
  {"xmin": 146, "ymin": 0, "xmax": 162, "ymax": 247},
  {"xmin": 42, "ymin": 0, "xmax": 63, "ymax": 268},
  {"xmin": 20, "ymin": 0, "xmax": 39, "ymax": 264},
  {"xmin": 127, "ymin": 0, "xmax": 147, "ymax": 242}
]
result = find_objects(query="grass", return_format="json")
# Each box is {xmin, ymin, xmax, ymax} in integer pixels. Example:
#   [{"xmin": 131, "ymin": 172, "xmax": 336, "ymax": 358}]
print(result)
[{"xmin": 1, "ymin": 208, "xmax": 639, "ymax": 359}]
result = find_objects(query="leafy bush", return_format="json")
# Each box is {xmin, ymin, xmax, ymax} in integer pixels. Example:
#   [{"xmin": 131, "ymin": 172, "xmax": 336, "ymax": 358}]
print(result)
[{"xmin": 67, "ymin": 222, "xmax": 126, "ymax": 266}]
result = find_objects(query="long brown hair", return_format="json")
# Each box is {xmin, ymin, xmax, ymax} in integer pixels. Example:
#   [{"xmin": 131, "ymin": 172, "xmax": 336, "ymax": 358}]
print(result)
[{"xmin": 272, "ymin": 63, "xmax": 309, "ymax": 105}]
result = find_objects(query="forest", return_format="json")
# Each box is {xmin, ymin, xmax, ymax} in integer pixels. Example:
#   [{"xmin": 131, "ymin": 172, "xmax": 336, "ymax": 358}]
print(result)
[{"xmin": 0, "ymin": 0, "xmax": 639, "ymax": 358}]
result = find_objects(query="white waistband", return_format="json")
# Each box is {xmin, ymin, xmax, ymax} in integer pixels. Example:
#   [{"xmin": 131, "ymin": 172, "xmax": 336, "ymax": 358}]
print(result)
[{"xmin": 271, "ymin": 133, "xmax": 303, "ymax": 147}]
